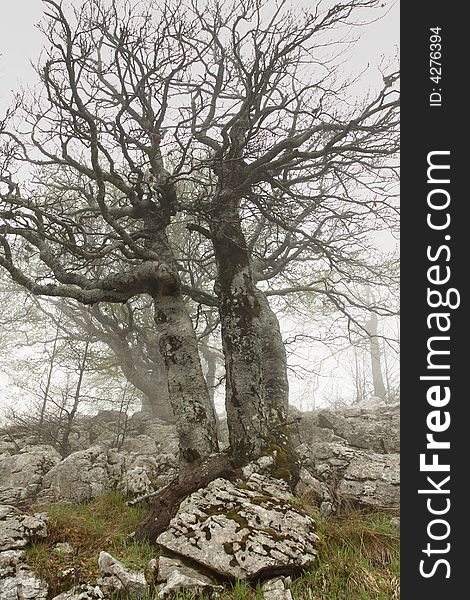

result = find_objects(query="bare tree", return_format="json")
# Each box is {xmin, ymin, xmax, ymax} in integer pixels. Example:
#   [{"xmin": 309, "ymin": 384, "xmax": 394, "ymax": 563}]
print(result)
[
  {"xmin": 365, "ymin": 309, "xmax": 387, "ymax": 399},
  {"xmin": 1, "ymin": 0, "xmax": 398, "ymax": 473}
]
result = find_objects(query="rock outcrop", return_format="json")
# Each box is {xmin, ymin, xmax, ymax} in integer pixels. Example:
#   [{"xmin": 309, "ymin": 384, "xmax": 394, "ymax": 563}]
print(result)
[
  {"xmin": 296, "ymin": 441, "xmax": 399, "ymax": 512},
  {"xmin": 0, "ymin": 445, "xmax": 61, "ymax": 506},
  {"xmin": 156, "ymin": 556, "xmax": 223, "ymax": 598},
  {"xmin": 0, "ymin": 507, "xmax": 49, "ymax": 599},
  {"xmin": 0, "ymin": 400, "xmax": 399, "ymax": 513},
  {"xmin": 36, "ymin": 446, "xmax": 173, "ymax": 504},
  {"xmin": 156, "ymin": 476, "xmax": 319, "ymax": 580},
  {"xmin": 289, "ymin": 400, "xmax": 400, "ymax": 512},
  {"xmin": 262, "ymin": 577, "xmax": 294, "ymax": 600},
  {"xmin": 292, "ymin": 400, "xmax": 399, "ymax": 454},
  {"xmin": 37, "ymin": 446, "xmax": 123, "ymax": 504},
  {"xmin": 0, "ymin": 506, "xmax": 49, "ymax": 552},
  {"xmin": 97, "ymin": 551, "xmax": 147, "ymax": 596}
]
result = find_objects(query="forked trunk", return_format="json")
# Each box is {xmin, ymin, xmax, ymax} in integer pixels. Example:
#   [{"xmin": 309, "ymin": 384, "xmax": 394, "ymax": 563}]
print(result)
[{"xmin": 210, "ymin": 199, "xmax": 268, "ymax": 465}]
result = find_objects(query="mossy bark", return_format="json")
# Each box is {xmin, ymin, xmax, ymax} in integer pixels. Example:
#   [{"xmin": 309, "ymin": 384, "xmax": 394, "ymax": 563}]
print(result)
[
  {"xmin": 149, "ymin": 230, "xmax": 219, "ymax": 474},
  {"xmin": 209, "ymin": 197, "xmax": 268, "ymax": 465},
  {"xmin": 256, "ymin": 290, "xmax": 289, "ymax": 425},
  {"xmin": 134, "ymin": 453, "xmax": 234, "ymax": 542}
]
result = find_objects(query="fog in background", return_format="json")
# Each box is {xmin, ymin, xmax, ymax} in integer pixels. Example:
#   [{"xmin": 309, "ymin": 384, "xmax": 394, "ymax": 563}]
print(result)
[{"xmin": 0, "ymin": 1, "xmax": 399, "ymax": 418}]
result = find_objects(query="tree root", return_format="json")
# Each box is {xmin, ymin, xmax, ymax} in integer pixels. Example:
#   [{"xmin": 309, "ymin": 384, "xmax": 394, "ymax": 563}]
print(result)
[{"xmin": 133, "ymin": 453, "xmax": 234, "ymax": 543}]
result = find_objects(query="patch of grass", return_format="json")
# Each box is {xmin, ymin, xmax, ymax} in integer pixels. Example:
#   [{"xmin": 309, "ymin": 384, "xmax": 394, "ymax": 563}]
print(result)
[
  {"xmin": 290, "ymin": 502, "xmax": 400, "ymax": 600},
  {"xmin": 25, "ymin": 493, "xmax": 399, "ymax": 600},
  {"xmin": 232, "ymin": 579, "xmax": 252, "ymax": 600},
  {"xmin": 25, "ymin": 492, "xmax": 155, "ymax": 598}
]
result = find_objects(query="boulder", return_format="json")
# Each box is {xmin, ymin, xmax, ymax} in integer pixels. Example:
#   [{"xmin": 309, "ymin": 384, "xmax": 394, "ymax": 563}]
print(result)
[
  {"xmin": 0, "ymin": 506, "xmax": 48, "ymax": 552},
  {"xmin": 262, "ymin": 577, "xmax": 293, "ymax": 600},
  {"xmin": 294, "ymin": 469, "xmax": 330, "ymax": 504},
  {"xmin": 0, "ymin": 549, "xmax": 48, "ymax": 600},
  {"xmin": 298, "ymin": 442, "xmax": 400, "ymax": 510},
  {"xmin": 97, "ymin": 551, "xmax": 147, "ymax": 596},
  {"xmin": 117, "ymin": 466, "xmax": 154, "ymax": 497},
  {"xmin": 156, "ymin": 477, "xmax": 318, "ymax": 580},
  {"xmin": 156, "ymin": 556, "xmax": 223, "ymax": 598},
  {"xmin": 0, "ymin": 445, "xmax": 61, "ymax": 505},
  {"xmin": 37, "ymin": 446, "xmax": 124, "ymax": 503}
]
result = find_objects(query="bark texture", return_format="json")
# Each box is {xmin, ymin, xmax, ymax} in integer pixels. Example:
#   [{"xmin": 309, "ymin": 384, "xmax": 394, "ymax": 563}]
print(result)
[
  {"xmin": 150, "ymin": 231, "xmax": 219, "ymax": 473},
  {"xmin": 256, "ymin": 290, "xmax": 289, "ymax": 425},
  {"xmin": 210, "ymin": 199, "xmax": 268, "ymax": 465}
]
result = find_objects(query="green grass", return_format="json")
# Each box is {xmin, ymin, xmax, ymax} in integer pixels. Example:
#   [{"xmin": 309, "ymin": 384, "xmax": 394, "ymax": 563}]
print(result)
[
  {"xmin": 290, "ymin": 506, "xmax": 400, "ymax": 600},
  {"xmin": 25, "ymin": 493, "xmax": 399, "ymax": 600},
  {"xmin": 26, "ymin": 491, "xmax": 155, "ymax": 598}
]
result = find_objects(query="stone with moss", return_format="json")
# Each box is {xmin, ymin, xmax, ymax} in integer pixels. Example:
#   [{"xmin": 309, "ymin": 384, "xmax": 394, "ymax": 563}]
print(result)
[{"xmin": 156, "ymin": 477, "xmax": 318, "ymax": 579}]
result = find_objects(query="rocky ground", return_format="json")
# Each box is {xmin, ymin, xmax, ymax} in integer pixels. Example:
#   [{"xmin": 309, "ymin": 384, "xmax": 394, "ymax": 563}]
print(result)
[{"xmin": 0, "ymin": 398, "xmax": 400, "ymax": 599}]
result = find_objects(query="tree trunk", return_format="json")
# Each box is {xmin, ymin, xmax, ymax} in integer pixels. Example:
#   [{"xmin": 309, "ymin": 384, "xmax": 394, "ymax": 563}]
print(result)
[
  {"xmin": 199, "ymin": 337, "xmax": 219, "ymax": 406},
  {"xmin": 210, "ymin": 199, "xmax": 268, "ymax": 465},
  {"xmin": 154, "ymin": 291, "xmax": 219, "ymax": 472},
  {"xmin": 256, "ymin": 290, "xmax": 289, "ymax": 424},
  {"xmin": 150, "ymin": 231, "xmax": 219, "ymax": 474},
  {"xmin": 111, "ymin": 341, "xmax": 174, "ymax": 421},
  {"xmin": 365, "ymin": 311, "xmax": 387, "ymax": 399},
  {"xmin": 257, "ymin": 290, "xmax": 300, "ymax": 488}
]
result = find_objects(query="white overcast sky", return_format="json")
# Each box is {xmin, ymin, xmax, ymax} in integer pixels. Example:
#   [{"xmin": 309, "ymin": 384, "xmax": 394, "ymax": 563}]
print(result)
[{"xmin": 0, "ymin": 0, "xmax": 399, "ymax": 114}]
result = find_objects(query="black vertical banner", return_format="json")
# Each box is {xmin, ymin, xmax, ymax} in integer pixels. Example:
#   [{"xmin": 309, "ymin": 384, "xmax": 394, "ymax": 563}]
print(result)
[{"xmin": 401, "ymin": 3, "xmax": 466, "ymax": 597}]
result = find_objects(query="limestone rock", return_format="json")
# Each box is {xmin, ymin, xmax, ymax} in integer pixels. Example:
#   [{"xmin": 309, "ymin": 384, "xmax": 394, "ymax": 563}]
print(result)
[
  {"xmin": 37, "ymin": 446, "xmax": 124, "ymax": 503},
  {"xmin": 0, "ymin": 571, "xmax": 48, "ymax": 600},
  {"xmin": 36, "ymin": 444, "xmax": 177, "ymax": 503},
  {"xmin": 97, "ymin": 551, "xmax": 147, "ymax": 595},
  {"xmin": 117, "ymin": 466, "xmax": 154, "ymax": 497},
  {"xmin": 0, "ymin": 548, "xmax": 48, "ymax": 600},
  {"xmin": 0, "ymin": 445, "xmax": 61, "ymax": 505},
  {"xmin": 156, "ymin": 556, "xmax": 222, "ymax": 598},
  {"xmin": 156, "ymin": 478, "xmax": 318, "ymax": 579},
  {"xmin": 299, "ymin": 442, "xmax": 399, "ymax": 510},
  {"xmin": 293, "ymin": 402, "xmax": 399, "ymax": 454},
  {"xmin": 294, "ymin": 469, "xmax": 330, "ymax": 504},
  {"xmin": 244, "ymin": 473, "xmax": 293, "ymax": 502},
  {"xmin": 0, "ymin": 507, "xmax": 48, "ymax": 551},
  {"xmin": 338, "ymin": 451, "xmax": 399, "ymax": 508},
  {"xmin": 241, "ymin": 455, "xmax": 274, "ymax": 479},
  {"xmin": 262, "ymin": 577, "xmax": 293, "ymax": 600},
  {"xmin": 0, "ymin": 550, "xmax": 24, "ymax": 578},
  {"xmin": 51, "ymin": 585, "xmax": 105, "ymax": 600}
]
